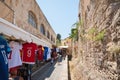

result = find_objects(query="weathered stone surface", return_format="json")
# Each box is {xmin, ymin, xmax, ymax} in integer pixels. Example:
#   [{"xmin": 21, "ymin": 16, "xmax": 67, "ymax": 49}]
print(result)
[
  {"xmin": 1, "ymin": 0, "xmax": 56, "ymax": 46},
  {"xmin": 75, "ymin": 0, "xmax": 120, "ymax": 80}
]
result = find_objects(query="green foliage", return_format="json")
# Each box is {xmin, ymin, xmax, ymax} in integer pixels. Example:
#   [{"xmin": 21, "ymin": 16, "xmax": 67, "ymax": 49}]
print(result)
[
  {"xmin": 71, "ymin": 20, "xmax": 84, "ymax": 41},
  {"xmin": 56, "ymin": 33, "xmax": 61, "ymax": 46},
  {"xmin": 94, "ymin": 30, "xmax": 105, "ymax": 41},
  {"xmin": 86, "ymin": 27, "xmax": 105, "ymax": 41},
  {"xmin": 57, "ymin": 34, "xmax": 61, "ymax": 41},
  {"xmin": 72, "ymin": 20, "xmax": 83, "ymax": 28},
  {"xmin": 88, "ymin": 27, "xmax": 96, "ymax": 35},
  {"xmin": 86, "ymin": 27, "xmax": 96, "ymax": 40},
  {"xmin": 69, "ymin": 28, "xmax": 78, "ymax": 41},
  {"xmin": 70, "ymin": 20, "xmax": 82, "ymax": 41}
]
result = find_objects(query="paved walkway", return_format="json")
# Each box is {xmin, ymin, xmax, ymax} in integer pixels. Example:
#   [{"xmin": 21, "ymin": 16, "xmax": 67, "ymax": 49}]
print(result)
[{"xmin": 31, "ymin": 56, "xmax": 68, "ymax": 80}]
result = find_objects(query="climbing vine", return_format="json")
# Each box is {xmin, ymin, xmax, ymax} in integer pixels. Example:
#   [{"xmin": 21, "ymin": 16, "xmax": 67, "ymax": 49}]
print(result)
[{"xmin": 86, "ymin": 27, "xmax": 106, "ymax": 42}]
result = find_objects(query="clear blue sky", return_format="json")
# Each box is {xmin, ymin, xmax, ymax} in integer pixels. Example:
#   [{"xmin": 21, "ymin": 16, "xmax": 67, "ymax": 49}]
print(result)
[{"xmin": 36, "ymin": 0, "xmax": 79, "ymax": 39}]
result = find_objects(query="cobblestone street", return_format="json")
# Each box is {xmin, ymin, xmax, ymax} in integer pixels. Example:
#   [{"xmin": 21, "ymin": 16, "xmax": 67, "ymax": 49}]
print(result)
[{"xmin": 31, "ymin": 57, "xmax": 68, "ymax": 80}]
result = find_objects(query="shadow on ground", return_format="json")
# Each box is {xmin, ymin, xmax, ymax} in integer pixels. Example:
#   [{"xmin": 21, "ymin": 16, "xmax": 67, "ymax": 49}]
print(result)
[{"xmin": 31, "ymin": 61, "xmax": 56, "ymax": 80}]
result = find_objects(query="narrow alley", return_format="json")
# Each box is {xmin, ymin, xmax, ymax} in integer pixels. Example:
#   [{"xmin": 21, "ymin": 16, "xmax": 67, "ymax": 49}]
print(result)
[{"xmin": 0, "ymin": 0, "xmax": 120, "ymax": 80}]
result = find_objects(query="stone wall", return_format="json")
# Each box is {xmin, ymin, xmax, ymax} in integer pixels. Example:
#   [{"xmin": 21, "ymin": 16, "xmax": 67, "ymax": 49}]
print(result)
[
  {"xmin": 1, "ymin": 0, "xmax": 56, "ymax": 45},
  {"xmin": 0, "ymin": 1, "xmax": 14, "ymax": 23},
  {"xmin": 77, "ymin": 0, "xmax": 120, "ymax": 80}
]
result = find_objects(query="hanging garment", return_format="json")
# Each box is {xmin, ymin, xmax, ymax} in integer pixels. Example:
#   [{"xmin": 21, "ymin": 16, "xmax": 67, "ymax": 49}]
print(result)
[
  {"xmin": 43, "ymin": 47, "xmax": 48, "ymax": 60},
  {"xmin": 37, "ymin": 45, "xmax": 44, "ymax": 61},
  {"xmin": 47, "ymin": 47, "xmax": 51, "ymax": 60},
  {"xmin": 0, "ymin": 36, "xmax": 11, "ymax": 80},
  {"xmin": 8, "ymin": 41, "xmax": 22, "ymax": 68},
  {"xmin": 22, "ymin": 42, "xmax": 37, "ymax": 64}
]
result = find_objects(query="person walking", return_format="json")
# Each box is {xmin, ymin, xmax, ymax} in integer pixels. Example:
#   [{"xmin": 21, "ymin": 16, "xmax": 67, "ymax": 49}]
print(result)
[
  {"xmin": 50, "ymin": 49, "xmax": 54, "ymax": 64},
  {"xmin": 62, "ymin": 49, "xmax": 66, "ymax": 60}
]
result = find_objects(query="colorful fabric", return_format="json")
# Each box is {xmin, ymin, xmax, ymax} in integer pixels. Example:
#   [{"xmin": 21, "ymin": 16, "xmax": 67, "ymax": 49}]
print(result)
[
  {"xmin": 43, "ymin": 47, "xmax": 51, "ymax": 60},
  {"xmin": 0, "ymin": 36, "xmax": 11, "ymax": 80},
  {"xmin": 22, "ymin": 42, "xmax": 37, "ymax": 64},
  {"xmin": 8, "ymin": 41, "xmax": 22, "ymax": 68},
  {"xmin": 37, "ymin": 45, "xmax": 44, "ymax": 61},
  {"xmin": 43, "ymin": 47, "xmax": 48, "ymax": 60},
  {"xmin": 47, "ymin": 48, "xmax": 51, "ymax": 60}
]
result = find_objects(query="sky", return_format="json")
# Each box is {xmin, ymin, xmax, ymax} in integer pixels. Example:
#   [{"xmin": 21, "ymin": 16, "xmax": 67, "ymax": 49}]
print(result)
[{"xmin": 36, "ymin": 0, "xmax": 79, "ymax": 39}]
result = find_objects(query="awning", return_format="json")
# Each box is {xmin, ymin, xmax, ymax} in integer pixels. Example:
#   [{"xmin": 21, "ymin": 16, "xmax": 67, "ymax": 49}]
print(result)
[
  {"xmin": 0, "ymin": 18, "xmax": 51, "ymax": 47},
  {"xmin": 58, "ymin": 46, "xmax": 68, "ymax": 48}
]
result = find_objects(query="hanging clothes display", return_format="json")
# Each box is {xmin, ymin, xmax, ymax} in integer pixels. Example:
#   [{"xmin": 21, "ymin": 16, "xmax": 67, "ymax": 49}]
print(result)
[
  {"xmin": 43, "ymin": 46, "xmax": 48, "ymax": 61},
  {"xmin": 22, "ymin": 42, "xmax": 37, "ymax": 64},
  {"xmin": 37, "ymin": 45, "xmax": 44, "ymax": 61},
  {"xmin": 0, "ymin": 35, "xmax": 11, "ymax": 80},
  {"xmin": 43, "ymin": 47, "xmax": 51, "ymax": 61},
  {"xmin": 47, "ymin": 47, "xmax": 51, "ymax": 60},
  {"xmin": 8, "ymin": 41, "xmax": 22, "ymax": 69}
]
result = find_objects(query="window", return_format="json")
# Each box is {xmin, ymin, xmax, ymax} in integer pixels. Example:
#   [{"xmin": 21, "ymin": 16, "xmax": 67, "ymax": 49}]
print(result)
[
  {"xmin": 53, "ymin": 38, "xmax": 55, "ymax": 42},
  {"xmin": 47, "ymin": 31, "xmax": 50, "ymax": 39},
  {"xmin": 51, "ymin": 35, "xmax": 53, "ymax": 41},
  {"xmin": 40, "ymin": 24, "xmax": 45, "ymax": 35},
  {"xmin": 28, "ymin": 11, "xmax": 37, "ymax": 28}
]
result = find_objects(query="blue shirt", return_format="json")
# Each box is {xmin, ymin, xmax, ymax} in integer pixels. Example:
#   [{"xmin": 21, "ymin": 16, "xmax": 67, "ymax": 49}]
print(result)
[
  {"xmin": 43, "ymin": 47, "xmax": 48, "ymax": 60},
  {"xmin": 0, "ymin": 36, "xmax": 11, "ymax": 80}
]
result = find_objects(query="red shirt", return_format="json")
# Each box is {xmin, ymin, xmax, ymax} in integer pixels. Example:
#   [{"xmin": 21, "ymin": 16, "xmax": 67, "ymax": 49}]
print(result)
[
  {"xmin": 37, "ymin": 45, "xmax": 44, "ymax": 61},
  {"xmin": 22, "ymin": 42, "xmax": 37, "ymax": 64}
]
